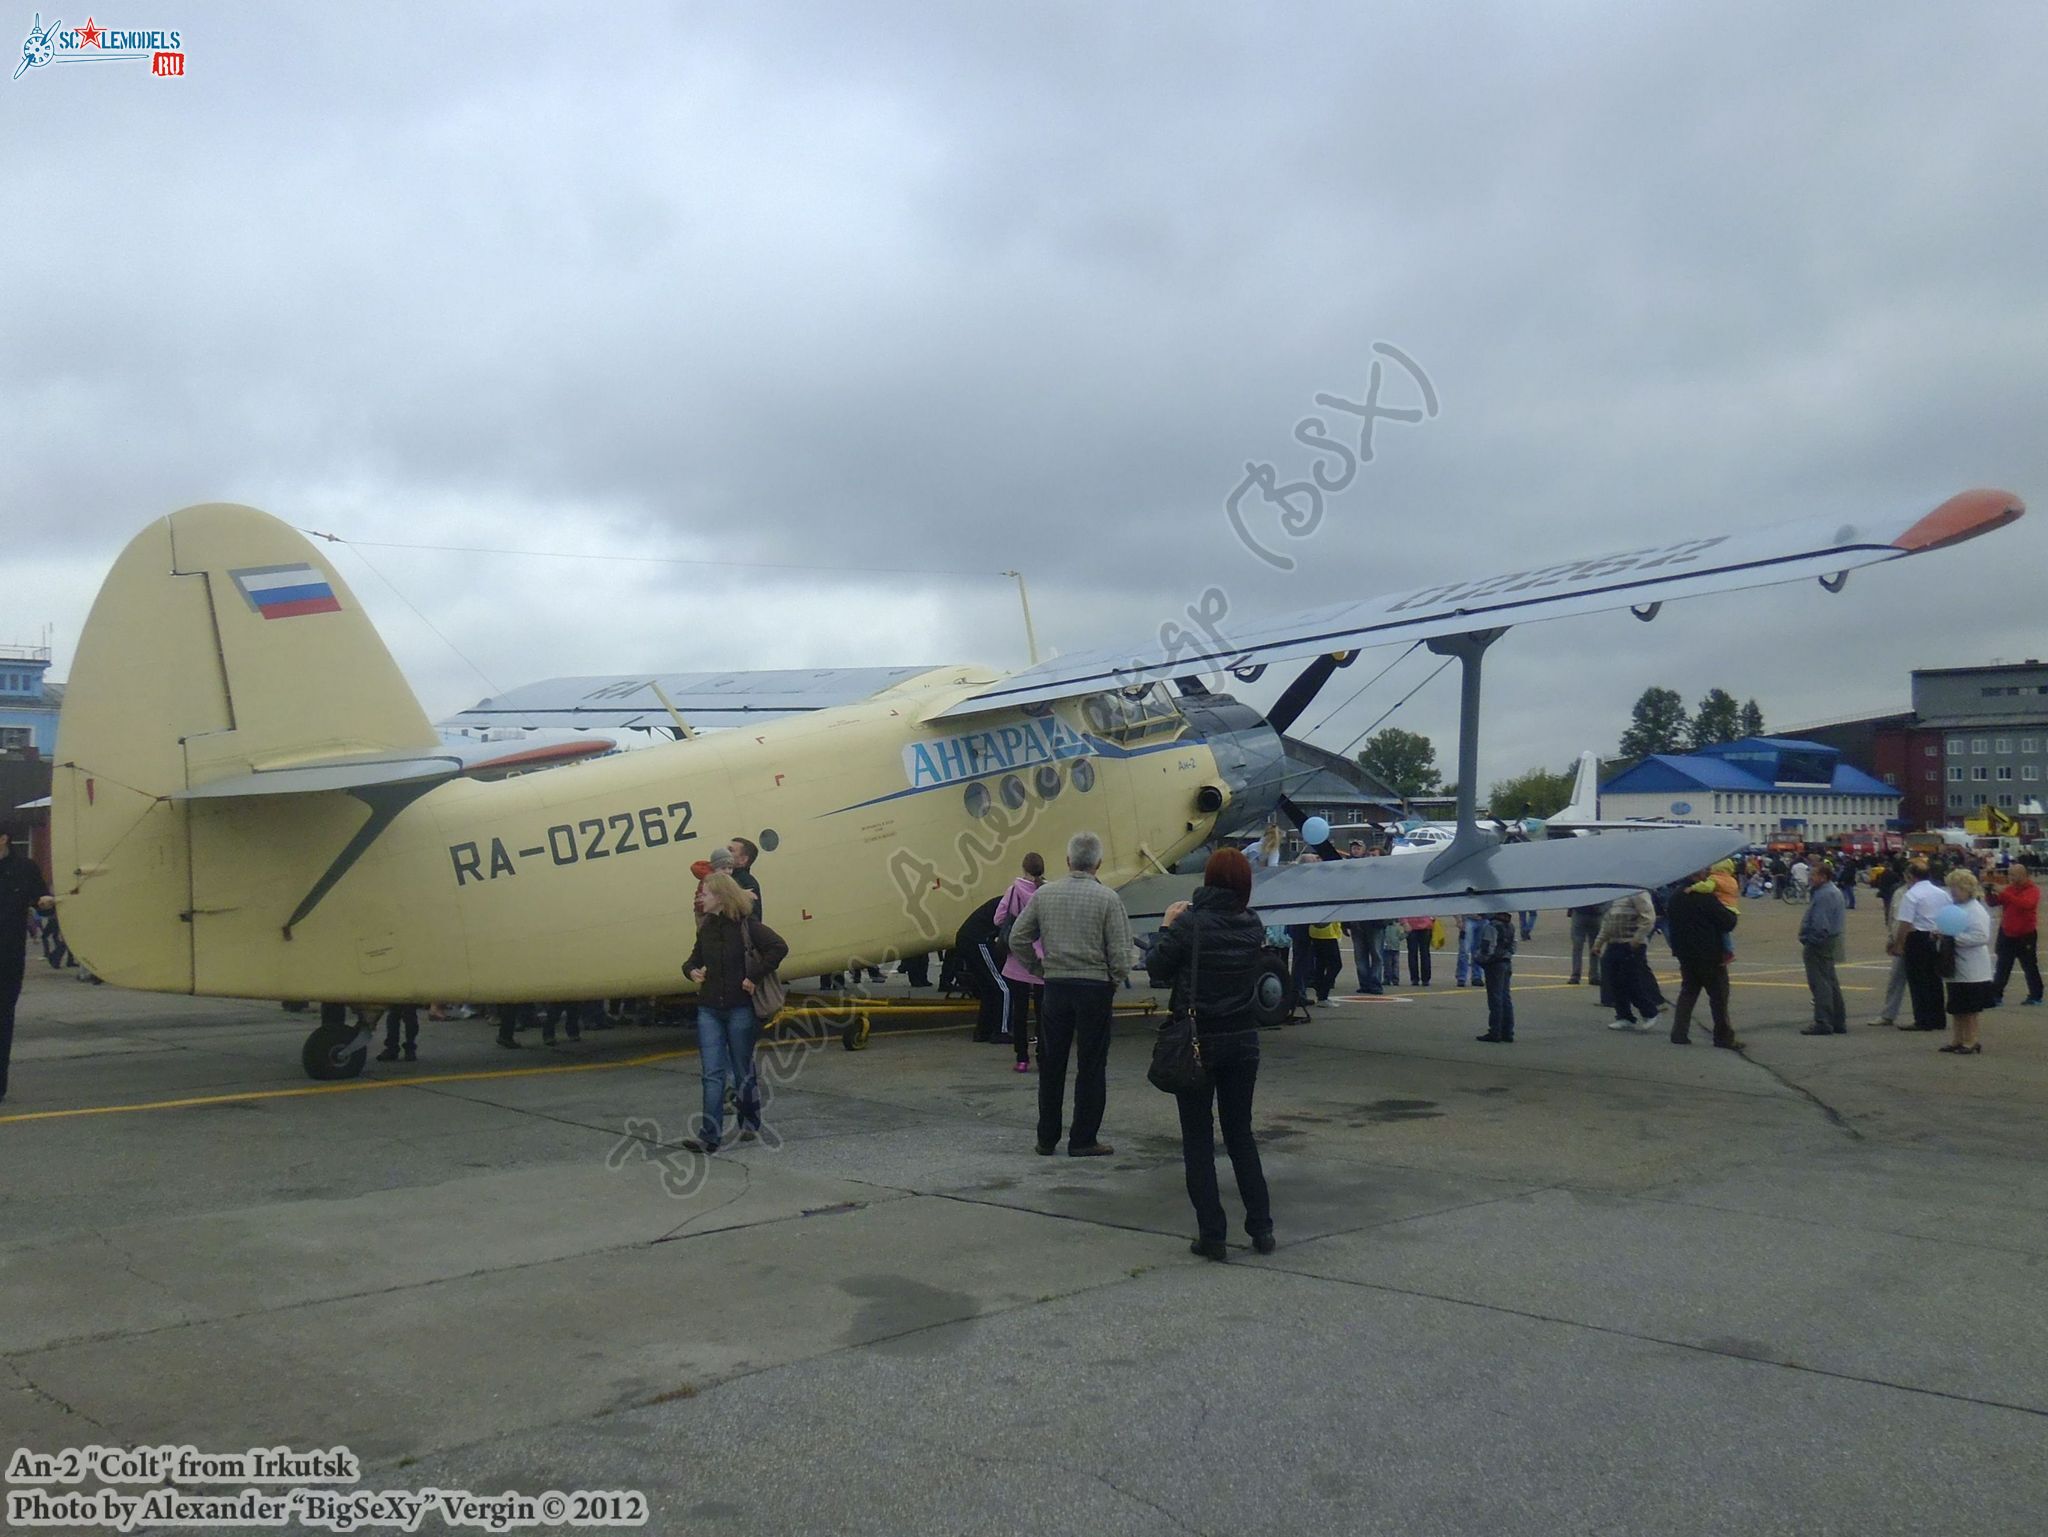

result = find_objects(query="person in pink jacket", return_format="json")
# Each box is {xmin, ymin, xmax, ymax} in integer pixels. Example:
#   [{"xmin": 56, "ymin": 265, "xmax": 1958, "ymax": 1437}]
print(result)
[{"xmin": 993, "ymin": 852, "xmax": 1047, "ymax": 1073}]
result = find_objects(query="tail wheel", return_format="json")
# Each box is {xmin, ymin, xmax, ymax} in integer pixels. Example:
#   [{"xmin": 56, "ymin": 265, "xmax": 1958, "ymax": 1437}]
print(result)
[
  {"xmin": 841, "ymin": 1014, "xmax": 872, "ymax": 1051},
  {"xmin": 302, "ymin": 1005, "xmax": 370, "ymax": 1080}
]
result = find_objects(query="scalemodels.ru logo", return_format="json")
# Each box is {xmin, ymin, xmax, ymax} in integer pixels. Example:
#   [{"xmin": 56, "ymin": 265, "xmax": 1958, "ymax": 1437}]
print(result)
[{"xmin": 14, "ymin": 12, "xmax": 185, "ymax": 80}]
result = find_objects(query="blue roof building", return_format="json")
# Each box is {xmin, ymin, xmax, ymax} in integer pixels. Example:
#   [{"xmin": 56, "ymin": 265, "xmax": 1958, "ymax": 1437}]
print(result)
[
  {"xmin": 1600, "ymin": 737, "xmax": 1901, "ymax": 846},
  {"xmin": 0, "ymin": 646, "xmax": 62, "ymax": 760}
]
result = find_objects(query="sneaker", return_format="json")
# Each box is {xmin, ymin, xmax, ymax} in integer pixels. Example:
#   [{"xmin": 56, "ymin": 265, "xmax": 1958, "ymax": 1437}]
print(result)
[
  {"xmin": 1069, "ymin": 1142, "xmax": 1115, "ymax": 1157},
  {"xmin": 737, "ymin": 1128, "xmax": 759, "ymax": 1143},
  {"xmin": 2024, "ymin": 997, "xmax": 2044, "ymax": 1007},
  {"xmin": 1799, "ymin": 1025, "xmax": 1834, "ymax": 1036},
  {"xmin": 1013, "ymin": 1060, "xmax": 1030, "ymax": 1074},
  {"xmin": 1865, "ymin": 1018, "xmax": 1894, "ymax": 1027},
  {"xmin": 681, "ymin": 1137, "xmax": 718, "ymax": 1154},
  {"xmin": 1608, "ymin": 1018, "xmax": 1634, "ymax": 1030}
]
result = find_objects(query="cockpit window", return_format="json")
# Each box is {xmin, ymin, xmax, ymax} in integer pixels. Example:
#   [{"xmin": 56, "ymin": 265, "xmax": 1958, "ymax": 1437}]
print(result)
[{"xmin": 1078, "ymin": 684, "xmax": 1185, "ymax": 745}]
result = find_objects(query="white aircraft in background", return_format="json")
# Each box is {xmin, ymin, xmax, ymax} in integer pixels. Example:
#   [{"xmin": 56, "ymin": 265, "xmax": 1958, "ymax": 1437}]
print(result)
[
  {"xmin": 1521, "ymin": 751, "xmax": 1697, "ymax": 837},
  {"xmin": 1377, "ymin": 750, "xmax": 1685, "ymax": 854}
]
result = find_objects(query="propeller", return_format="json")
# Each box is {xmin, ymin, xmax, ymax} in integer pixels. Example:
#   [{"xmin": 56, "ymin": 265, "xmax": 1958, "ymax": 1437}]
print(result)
[
  {"xmin": 1265, "ymin": 651, "xmax": 1353, "ymax": 734},
  {"xmin": 1274, "ymin": 794, "xmax": 1342, "ymax": 859}
]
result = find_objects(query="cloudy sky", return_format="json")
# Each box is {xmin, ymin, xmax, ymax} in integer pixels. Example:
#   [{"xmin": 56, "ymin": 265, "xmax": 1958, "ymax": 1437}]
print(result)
[{"xmin": 7, "ymin": 1, "xmax": 2045, "ymax": 788}]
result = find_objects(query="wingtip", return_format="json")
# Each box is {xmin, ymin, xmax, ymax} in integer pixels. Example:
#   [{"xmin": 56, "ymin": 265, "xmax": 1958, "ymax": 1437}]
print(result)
[{"xmin": 1892, "ymin": 488, "xmax": 2026, "ymax": 554}]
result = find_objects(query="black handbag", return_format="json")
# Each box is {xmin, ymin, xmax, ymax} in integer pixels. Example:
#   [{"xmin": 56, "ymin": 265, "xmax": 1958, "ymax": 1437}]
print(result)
[{"xmin": 1147, "ymin": 925, "xmax": 1211, "ymax": 1095}]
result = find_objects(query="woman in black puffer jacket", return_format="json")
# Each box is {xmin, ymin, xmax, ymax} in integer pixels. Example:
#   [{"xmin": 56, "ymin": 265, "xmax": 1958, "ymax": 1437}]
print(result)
[{"xmin": 1145, "ymin": 846, "xmax": 1275, "ymax": 1261}]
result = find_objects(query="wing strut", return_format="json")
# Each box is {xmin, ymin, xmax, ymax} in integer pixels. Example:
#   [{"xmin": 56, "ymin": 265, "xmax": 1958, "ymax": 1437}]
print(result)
[{"xmin": 1423, "ymin": 627, "xmax": 1506, "ymax": 881}]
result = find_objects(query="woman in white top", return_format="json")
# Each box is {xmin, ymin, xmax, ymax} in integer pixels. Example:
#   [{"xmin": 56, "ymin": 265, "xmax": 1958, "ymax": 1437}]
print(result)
[{"xmin": 1941, "ymin": 869, "xmax": 1995, "ymax": 1056}]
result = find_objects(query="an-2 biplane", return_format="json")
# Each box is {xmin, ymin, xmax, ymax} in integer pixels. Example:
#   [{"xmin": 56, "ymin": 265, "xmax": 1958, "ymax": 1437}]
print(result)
[{"xmin": 49, "ymin": 489, "xmax": 2023, "ymax": 1078}]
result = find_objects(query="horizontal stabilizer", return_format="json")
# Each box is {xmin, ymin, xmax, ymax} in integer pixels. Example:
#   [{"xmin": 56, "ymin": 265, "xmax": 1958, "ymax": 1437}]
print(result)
[
  {"xmin": 174, "ymin": 736, "xmax": 614, "ymax": 800},
  {"xmin": 1118, "ymin": 825, "xmax": 1743, "ymax": 927}
]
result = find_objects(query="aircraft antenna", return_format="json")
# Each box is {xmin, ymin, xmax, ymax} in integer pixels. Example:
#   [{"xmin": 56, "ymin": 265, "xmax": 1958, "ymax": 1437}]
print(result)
[{"xmin": 1003, "ymin": 570, "xmax": 1041, "ymax": 665}]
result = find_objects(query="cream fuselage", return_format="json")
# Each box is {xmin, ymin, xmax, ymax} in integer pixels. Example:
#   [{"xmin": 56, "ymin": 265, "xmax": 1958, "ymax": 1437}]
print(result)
[{"xmin": 168, "ymin": 684, "xmax": 1220, "ymax": 1004}]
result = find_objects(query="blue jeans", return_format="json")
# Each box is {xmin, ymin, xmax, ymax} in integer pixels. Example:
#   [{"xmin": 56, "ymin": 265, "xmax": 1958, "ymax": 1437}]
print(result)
[
  {"xmin": 1456, "ymin": 918, "xmax": 1481, "ymax": 984},
  {"xmin": 1482, "ymin": 959, "xmax": 1515, "ymax": 1039},
  {"xmin": 696, "ymin": 1002, "xmax": 761, "ymax": 1145},
  {"xmin": 1349, "ymin": 925, "xmax": 1383, "ymax": 993},
  {"xmin": 1518, "ymin": 911, "xmax": 1537, "ymax": 940}
]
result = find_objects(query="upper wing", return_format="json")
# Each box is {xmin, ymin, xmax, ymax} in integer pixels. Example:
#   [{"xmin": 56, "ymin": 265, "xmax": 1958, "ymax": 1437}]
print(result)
[
  {"xmin": 935, "ymin": 489, "xmax": 2022, "ymax": 719},
  {"xmin": 444, "ymin": 665, "xmax": 953, "ymax": 731},
  {"xmin": 1116, "ymin": 826, "xmax": 1745, "ymax": 927}
]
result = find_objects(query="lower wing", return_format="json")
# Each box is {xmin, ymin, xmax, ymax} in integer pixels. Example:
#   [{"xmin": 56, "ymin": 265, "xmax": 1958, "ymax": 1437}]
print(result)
[{"xmin": 1117, "ymin": 827, "xmax": 1742, "ymax": 927}]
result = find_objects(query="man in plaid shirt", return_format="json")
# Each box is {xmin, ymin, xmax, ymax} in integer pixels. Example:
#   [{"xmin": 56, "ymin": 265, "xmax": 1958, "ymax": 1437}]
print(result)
[{"xmin": 1010, "ymin": 830, "xmax": 1133, "ymax": 1157}]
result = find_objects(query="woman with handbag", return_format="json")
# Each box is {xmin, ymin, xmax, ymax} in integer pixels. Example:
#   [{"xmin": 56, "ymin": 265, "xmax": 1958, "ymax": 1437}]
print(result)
[
  {"xmin": 681, "ymin": 873, "xmax": 790, "ymax": 1152},
  {"xmin": 1145, "ymin": 847, "xmax": 1275, "ymax": 1261}
]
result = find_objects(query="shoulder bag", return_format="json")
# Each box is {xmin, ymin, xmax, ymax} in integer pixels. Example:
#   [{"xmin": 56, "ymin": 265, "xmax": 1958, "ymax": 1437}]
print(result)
[
  {"xmin": 742, "ymin": 918, "xmax": 788, "ymax": 1022},
  {"xmin": 1147, "ymin": 923, "xmax": 1210, "ymax": 1095}
]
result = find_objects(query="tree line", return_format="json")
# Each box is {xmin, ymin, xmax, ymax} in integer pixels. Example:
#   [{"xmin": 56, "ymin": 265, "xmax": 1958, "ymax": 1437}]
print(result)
[{"xmin": 1617, "ymin": 687, "xmax": 1764, "ymax": 762}]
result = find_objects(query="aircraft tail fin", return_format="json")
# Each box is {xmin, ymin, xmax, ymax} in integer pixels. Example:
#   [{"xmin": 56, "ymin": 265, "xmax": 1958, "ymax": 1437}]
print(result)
[
  {"xmin": 53, "ymin": 504, "xmax": 437, "ymax": 988},
  {"xmin": 1555, "ymin": 751, "xmax": 1601, "ymax": 824}
]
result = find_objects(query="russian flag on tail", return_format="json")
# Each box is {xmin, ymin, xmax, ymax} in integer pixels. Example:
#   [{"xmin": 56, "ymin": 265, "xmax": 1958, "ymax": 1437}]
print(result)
[{"xmin": 230, "ymin": 563, "xmax": 343, "ymax": 620}]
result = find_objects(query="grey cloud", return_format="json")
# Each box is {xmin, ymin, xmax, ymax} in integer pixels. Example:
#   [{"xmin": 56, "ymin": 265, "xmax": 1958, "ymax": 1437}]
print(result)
[{"xmin": 5, "ymin": 0, "xmax": 2045, "ymax": 783}]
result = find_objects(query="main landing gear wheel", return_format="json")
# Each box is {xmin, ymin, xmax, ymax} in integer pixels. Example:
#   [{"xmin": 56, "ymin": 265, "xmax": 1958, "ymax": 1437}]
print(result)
[
  {"xmin": 1250, "ymin": 952, "xmax": 1294, "ymax": 1030},
  {"xmin": 841, "ymin": 1014, "xmax": 872, "ymax": 1051},
  {"xmin": 302, "ymin": 1003, "xmax": 371, "ymax": 1081}
]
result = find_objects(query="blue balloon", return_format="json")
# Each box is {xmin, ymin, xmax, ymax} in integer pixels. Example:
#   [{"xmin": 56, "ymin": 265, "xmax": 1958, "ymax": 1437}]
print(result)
[
  {"xmin": 1935, "ymin": 904, "xmax": 1969, "ymax": 937},
  {"xmin": 1302, "ymin": 816, "xmax": 1331, "ymax": 846}
]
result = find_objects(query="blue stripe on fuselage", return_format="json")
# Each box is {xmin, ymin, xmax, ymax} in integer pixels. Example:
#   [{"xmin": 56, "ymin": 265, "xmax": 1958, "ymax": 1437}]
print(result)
[{"xmin": 824, "ymin": 733, "xmax": 1190, "ymax": 816}]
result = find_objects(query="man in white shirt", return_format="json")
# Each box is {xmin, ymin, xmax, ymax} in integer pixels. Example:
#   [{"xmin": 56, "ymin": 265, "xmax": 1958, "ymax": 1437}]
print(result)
[
  {"xmin": 1790, "ymin": 859, "xmax": 1811, "ymax": 901},
  {"xmin": 1890, "ymin": 862, "xmax": 1953, "ymax": 1031}
]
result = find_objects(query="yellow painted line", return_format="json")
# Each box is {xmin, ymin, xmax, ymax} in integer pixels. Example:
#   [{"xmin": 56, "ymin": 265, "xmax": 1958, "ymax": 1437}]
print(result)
[
  {"xmin": 0, "ymin": 1016, "xmax": 971, "ymax": 1128},
  {"xmin": 782, "ymin": 1001, "xmax": 1157, "ymax": 1016}
]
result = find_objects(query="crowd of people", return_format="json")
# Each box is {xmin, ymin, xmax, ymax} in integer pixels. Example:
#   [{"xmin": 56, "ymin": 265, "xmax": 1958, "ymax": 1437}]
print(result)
[
  {"xmin": 1251, "ymin": 835, "xmax": 2040, "ymax": 1059},
  {"xmin": 8, "ymin": 808, "xmax": 2040, "ymax": 1253}
]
